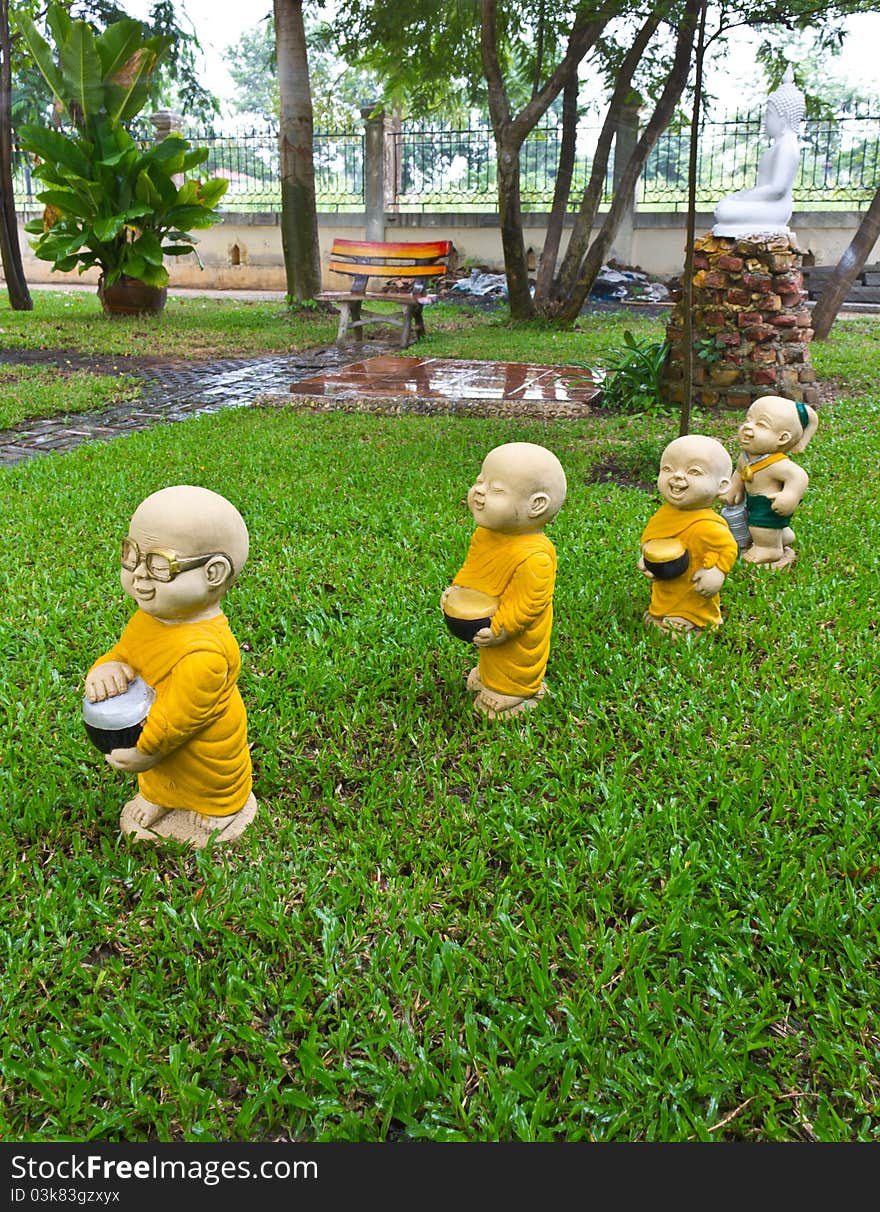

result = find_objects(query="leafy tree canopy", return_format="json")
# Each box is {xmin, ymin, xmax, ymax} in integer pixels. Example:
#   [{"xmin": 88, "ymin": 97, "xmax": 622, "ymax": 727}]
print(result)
[
  {"xmin": 222, "ymin": 11, "xmax": 375, "ymax": 130},
  {"xmin": 10, "ymin": 0, "xmax": 219, "ymax": 128},
  {"xmin": 331, "ymin": 0, "xmax": 879, "ymax": 123}
]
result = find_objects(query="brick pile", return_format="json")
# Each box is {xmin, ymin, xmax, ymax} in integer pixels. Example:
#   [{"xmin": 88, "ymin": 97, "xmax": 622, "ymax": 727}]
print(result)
[{"xmin": 664, "ymin": 232, "xmax": 819, "ymax": 410}]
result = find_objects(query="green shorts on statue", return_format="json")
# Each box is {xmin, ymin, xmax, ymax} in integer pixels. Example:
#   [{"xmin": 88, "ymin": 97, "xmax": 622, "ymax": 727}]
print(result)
[{"xmin": 746, "ymin": 493, "xmax": 791, "ymax": 530}]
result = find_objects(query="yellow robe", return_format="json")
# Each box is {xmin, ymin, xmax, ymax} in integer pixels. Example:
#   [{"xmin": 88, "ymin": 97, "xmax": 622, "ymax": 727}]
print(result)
[
  {"xmin": 453, "ymin": 527, "xmax": 557, "ymax": 697},
  {"xmin": 640, "ymin": 503, "xmax": 738, "ymax": 629},
  {"xmin": 90, "ymin": 610, "xmax": 252, "ymax": 816}
]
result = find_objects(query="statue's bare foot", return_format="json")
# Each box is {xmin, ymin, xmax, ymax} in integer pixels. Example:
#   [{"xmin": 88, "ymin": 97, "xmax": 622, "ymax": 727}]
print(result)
[
  {"xmin": 643, "ymin": 611, "xmax": 701, "ymax": 638},
  {"xmin": 768, "ymin": 546, "xmax": 796, "ymax": 571},
  {"xmin": 466, "ymin": 667, "xmax": 484, "ymax": 693},
  {"xmin": 742, "ymin": 544, "xmax": 785, "ymax": 565},
  {"xmin": 119, "ymin": 794, "xmax": 170, "ymax": 840},
  {"xmin": 474, "ymin": 682, "xmax": 547, "ymax": 721},
  {"xmin": 149, "ymin": 794, "xmax": 258, "ymax": 849}
]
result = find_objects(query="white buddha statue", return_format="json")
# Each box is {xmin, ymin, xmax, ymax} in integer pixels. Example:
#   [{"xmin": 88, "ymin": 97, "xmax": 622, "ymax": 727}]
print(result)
[{"xmin": 712, "ymin": 66, "xmax": 806, "ymax": 239}]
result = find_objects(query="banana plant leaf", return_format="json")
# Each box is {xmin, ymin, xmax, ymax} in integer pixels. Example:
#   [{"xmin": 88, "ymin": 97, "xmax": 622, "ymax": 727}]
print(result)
[
  {"xmin": 60, "ymin": 21, "xmax": 104, "ymax": 128},
  {"xmin": 33, "ymin": 189, "xmax": 95, "ymax": 220},
  {"xmin": 13, "ymin": 13, "xmax": 66, "ymax": 111},
  {"xmin": 95, "ymin": 19, "xmax": 148, "ymax": 84},
  {"xmin": 17, "ymin": 125, "xmax": 91, "ymax": 178}
]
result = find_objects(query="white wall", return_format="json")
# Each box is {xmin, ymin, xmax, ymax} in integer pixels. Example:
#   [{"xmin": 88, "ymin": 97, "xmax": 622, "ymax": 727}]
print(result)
[{"xmin": 9, "ymin": 209, "xmax": 878, "ymax": 292}]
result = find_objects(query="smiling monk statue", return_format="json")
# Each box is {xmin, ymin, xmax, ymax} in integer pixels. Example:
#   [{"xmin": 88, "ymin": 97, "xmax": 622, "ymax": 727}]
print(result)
[
  {"xmin": 639, "ymin": 435, "xmax": 739, "ymax": 636},
  {"xmin": 441, "ymin": 442, "xmax": 567, "ymax": 720},
  {"xmin": 84, "ymin": 485, "xmax": 256, "ymax": 848}
]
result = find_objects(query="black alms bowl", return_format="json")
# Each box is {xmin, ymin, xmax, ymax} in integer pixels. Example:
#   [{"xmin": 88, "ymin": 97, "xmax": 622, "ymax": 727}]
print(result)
[
  {"xmin": 442, "ymin": 586, "xmax": 500, "ymax": 643},
  {"xmin": 444, "ymin": 611, "xmax": 496, "ymax": 643},
  {"xmin": 82, "ymin": 676, "xmax": 156, "ymax": 754},
  {"xmin": 642, "ymin": 538, "xmax": 690, "ymax": 581}
]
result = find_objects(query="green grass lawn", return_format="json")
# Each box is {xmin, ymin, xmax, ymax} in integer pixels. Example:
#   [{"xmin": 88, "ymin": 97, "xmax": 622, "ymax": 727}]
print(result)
[
  {"xmin": 0, "ymin": 290, "xmax": 339, "ymax": 358},
  {"xmin": 0, "ymin": 290, "xmax": 658, "ymax": 428},
  {"xmin": 0, "ymin": 364, "xmax": 141, "ymax": 429},
  {"xmin": 1, "ymin": 295, "xmax": 879, "ymax": 1142}
]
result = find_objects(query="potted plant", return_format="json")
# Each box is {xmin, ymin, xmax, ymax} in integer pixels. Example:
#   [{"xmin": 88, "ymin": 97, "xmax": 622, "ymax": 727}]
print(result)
[{"xmin": 15, "ymin": 5, "xmax": 228, "ymax": 315}]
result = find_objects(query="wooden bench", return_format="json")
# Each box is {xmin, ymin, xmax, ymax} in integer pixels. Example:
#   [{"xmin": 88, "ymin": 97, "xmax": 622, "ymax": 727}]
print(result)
[{"xmin": 318, "ymin": 238, "xmax": 452, "ymax": 349}]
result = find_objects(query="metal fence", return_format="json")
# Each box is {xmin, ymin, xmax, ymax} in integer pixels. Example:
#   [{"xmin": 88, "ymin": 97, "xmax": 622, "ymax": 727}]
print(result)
[
  {"xmin": 641, "ymin": 112, "xmax": 880, "ymax": 210},
  {"xmin": 388, "ymin": 122, "xmax": 616, "ymax": 212},
  {"xmin": 12, "ymin": 113, "xmax": 880, "ymax": 214},
  {"xmin": 192, "ymin": 126, "xmax": 364, "ymax": 212}
]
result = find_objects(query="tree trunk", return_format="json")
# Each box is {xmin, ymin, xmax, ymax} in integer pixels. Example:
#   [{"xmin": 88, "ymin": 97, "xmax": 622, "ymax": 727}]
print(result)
[
  {"xmin": 811, "ymin": 186, "xmax": 880, "ymax": 340},
  {"xmin": 495, "ymin": 137, "xmax": 532, "ymax": 317},
  {"xmin": 533, "ymin": 73, "xmax": 577, "ymax": 306},
  {"xmin": 480, "ymin": 0, "xmax": 603, "ymax": 321},
  {"xmin": 678, "ymin": 0, "xmax": 708, "ymax": 438},
  {"xmin": 274, "ymin": 0, "xmax": 321, "ymax": 303},
  {"xmin": 550, "ymin": 11, "xmax": 661, "ymax": 311},
  {"xmin": 0, "ymin": 0, "xmax": 32, "ymax": 310},
  {"xmin": 555, "ymin": 0, "xmax": 702, "ymax": 326}
]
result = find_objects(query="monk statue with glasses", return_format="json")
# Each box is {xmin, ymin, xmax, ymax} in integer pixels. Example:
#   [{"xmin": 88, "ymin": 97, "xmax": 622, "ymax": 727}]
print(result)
[{"xmin": 84, "ymin": 485, "xmax": 256, "ymax": 847}]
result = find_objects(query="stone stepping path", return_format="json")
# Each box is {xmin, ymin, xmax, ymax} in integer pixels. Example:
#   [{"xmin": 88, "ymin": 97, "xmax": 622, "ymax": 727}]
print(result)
[
  {"xmin": 0, "ymin": 345, "xmax": 603, "ymax": 467},
  {"xmin": 0, "ymin": 345, "xmax": 374, "ymax": 467}
]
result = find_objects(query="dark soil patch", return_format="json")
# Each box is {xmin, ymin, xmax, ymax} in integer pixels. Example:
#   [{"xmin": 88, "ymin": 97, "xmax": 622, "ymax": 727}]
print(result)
[
  {"xmin": 0, "ymin": 347, "xmax": 192, "ymax": 374},
  {"xmin": 583, "ymin": 458, "xmax": 655, "ymax": 493}
]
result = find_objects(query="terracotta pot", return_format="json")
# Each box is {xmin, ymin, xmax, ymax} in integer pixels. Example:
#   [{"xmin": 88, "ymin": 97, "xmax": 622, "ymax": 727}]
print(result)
[{"xmin": 98, "ymin": 274, "xmax": 167, "ymax": 317}]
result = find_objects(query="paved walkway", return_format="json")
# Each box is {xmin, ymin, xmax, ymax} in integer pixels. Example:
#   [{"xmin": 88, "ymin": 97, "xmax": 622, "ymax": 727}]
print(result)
[
  {"xmin": 0, "ymin": 344, "xmax": 373, "ymax": 466},
  {"xmin": 3, "ymin": 284, "xmax": 872, "ymax": 467},
  {"xmin": 0, "ymin": 341, "xmax": 602, "ymax": 468}
]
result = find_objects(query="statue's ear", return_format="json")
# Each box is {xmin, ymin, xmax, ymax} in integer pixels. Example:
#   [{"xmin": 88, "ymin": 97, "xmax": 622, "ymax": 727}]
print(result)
[
  {"xmin": 204, "ymin": 556, "xmax": 233, "ymax": 589},
  {"xmin": 717, "ymin": 475, "xmax": 731, "ymax": 496},
  {"xmin": 776, "ymin": 429, "xmax": 792, "ymax": 448},
  {"xmin": 528, "ymin": 491, "xmax": 550, "ymax": 518}
]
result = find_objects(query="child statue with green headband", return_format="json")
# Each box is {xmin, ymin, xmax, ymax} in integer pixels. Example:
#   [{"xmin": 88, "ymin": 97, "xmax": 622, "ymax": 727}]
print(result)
[{"xmin": 720, "ymin": 395, "xmax": 819, "ymax": 570}]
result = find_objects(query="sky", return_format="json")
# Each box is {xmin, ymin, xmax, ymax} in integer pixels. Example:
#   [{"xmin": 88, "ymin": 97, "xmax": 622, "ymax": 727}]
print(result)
[{"xmin": 125, "ymin": 2, "xmax": 880, "ymax": 118}]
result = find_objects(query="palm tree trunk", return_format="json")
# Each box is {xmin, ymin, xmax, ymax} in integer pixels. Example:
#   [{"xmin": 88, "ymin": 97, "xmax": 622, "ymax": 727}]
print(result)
[
  {"xmin": 274, "ymin": 0, "xmax": 321, "ymax": 303},
  {"xmin": 0, "ymin": 0, "xmax": 32, "ymax": 310}
]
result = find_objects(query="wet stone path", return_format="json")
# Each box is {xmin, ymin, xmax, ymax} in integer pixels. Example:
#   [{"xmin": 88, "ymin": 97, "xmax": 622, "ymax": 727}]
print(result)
[{"xmin": 0, "ymin": 344, "xmax": 380, "ymax": 467}]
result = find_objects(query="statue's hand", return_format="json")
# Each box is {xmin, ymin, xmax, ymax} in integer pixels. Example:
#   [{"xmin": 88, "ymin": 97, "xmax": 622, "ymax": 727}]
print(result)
[
  {"xmin": 439, "ymin": 586, "xmax": 453, "ymax": 611},
  {"xmin": 473, "ymin": 625, "xmax": 508, "ymax": 648},
  {"xmin": 638, "ymin": 556, "xmax": 654, "ymax": 580},
  {"xmin": 691, "ymin": 567, "xmax": 725, "ymax": 597},
  {"xmin": 770, "ymin": 490, "xmax": 799, "ymax": 515},
  {"xmin": 85, "ymin": 661, "xmax": 136, "ymax": 702},
  {"xmin": 105, "ymin": 746, "xmax": 162, "ymax": 773}
]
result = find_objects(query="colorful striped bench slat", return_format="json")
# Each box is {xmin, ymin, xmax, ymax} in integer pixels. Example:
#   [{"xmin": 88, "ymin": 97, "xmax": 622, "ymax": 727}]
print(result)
[
  {"xmin": 319, "ymin": 237, "xmax": 453, "ymax": 349},
  {"xmin": 328, "ymin": 260, "xmax": 448, "ymax": 278},
  {"xmin": 330, "ymin": 239, "xmax": 453, "ymax": 262}
]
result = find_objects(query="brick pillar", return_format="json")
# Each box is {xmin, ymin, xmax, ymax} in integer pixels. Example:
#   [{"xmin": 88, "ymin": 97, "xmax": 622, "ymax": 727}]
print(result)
[
  {"xmin": 149, "ymin": 110, "xmax": 184, "ymax": 140},
  {"xmin": 665, "ymin": 232, "xmax": 819, "ymax": 411},
  {"xmin": 149, "ymin": 112, "xmax": 185, "ymax": 188}
]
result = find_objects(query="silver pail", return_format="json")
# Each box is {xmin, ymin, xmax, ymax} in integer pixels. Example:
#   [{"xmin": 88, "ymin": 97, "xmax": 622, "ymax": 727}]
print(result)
[{"xmin": 721, "ymin": 502, "xmax": 753, "ymax": 552}]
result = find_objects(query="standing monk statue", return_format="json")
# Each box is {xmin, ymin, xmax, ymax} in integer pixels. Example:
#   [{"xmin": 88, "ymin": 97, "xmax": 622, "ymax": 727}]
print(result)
[
  {"xmin": 84, "ymin": 485, "xmax": 256, "ymax": 848},
  {"xmin": 441, "ymin": 442, "xmax": 567, "ymax": 721}
]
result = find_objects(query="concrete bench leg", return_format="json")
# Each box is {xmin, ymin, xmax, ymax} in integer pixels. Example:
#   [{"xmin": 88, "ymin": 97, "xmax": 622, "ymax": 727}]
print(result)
[
  {"xmin": 336, "ymin": 299, "xmax": 364, "ymax": 346},
  {"xmin": 399, "ymin": 304, "xmax": 414, "ymax": 349},
  {"xmin": 335, "ymin": 301, "xmax": 352, "ymax": 346}
]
